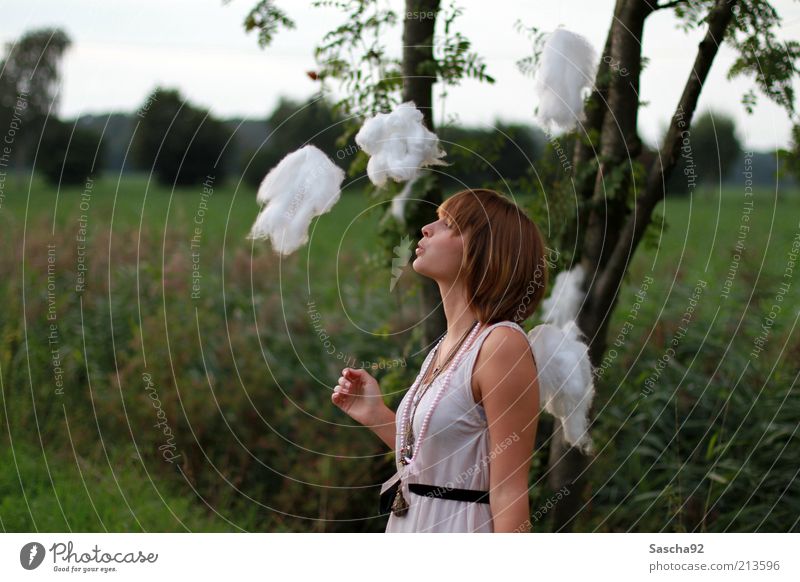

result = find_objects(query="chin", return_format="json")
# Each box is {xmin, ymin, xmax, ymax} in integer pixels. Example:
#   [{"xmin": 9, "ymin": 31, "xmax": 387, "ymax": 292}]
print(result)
[{"xmin": 411, "ymin": 257, "xmax": 429, "ymax": 276}]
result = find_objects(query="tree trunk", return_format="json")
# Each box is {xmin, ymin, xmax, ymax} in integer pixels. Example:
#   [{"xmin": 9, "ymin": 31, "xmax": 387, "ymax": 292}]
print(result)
[
  {"xmin": 548, "ymin": 0, "xmax": 655, "ymax": 533},
  {"xmin": 402, "ymin": 0, "xmax": 446, "ymax": 345},
  {"xmin": 548, "ymin": 0, "xmax": 738, "ymax": 532},
  {"xmin": 580, "ymin": 0, "xmax": 653, "ymax": 284}
]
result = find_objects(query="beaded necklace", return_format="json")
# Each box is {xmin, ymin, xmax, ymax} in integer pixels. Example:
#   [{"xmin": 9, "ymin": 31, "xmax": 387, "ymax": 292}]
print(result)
[
  {"xmin": 392, "ymin": 320, "xmax": 483, "ymax": 516},
  {"xmin": 401, "ymin": 321, "xmax": 477, "ymax": 460}
]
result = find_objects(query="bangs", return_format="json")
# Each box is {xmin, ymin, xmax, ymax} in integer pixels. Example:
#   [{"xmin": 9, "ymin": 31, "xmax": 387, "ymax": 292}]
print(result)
[{"xmin": 437, "ymin": 190, "xmax": 491, "ymax": 235}]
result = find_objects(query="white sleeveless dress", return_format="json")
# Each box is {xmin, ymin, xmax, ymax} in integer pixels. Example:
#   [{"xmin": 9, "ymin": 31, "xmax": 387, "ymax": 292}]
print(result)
[{"xmin": 383, "ymin": 320, "xmax": 531, "ymax": 533}]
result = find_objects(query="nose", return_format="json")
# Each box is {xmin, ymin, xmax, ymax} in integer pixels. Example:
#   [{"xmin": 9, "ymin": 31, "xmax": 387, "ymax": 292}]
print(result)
[{"xmin": 420, "ymin": 222, "xmax": 436, "ymax": 237}]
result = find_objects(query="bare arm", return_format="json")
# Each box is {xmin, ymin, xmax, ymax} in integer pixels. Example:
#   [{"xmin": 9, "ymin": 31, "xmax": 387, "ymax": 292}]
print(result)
[
  {"xmin": 368, "ymin": 405, "xmax": 397, "ymax": 450},
  {"xmin": 474, "ymin": 327, "xmax": 539, "ymax": 533}
]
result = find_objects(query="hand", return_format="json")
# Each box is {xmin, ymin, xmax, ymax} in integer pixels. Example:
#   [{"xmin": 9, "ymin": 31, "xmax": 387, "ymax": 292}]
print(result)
[{"xmin": 331, "ymin": 367, "xmax": 386, "ymax": 427}]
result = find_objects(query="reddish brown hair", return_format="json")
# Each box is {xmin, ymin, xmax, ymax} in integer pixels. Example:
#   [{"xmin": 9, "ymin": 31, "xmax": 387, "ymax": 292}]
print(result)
[{"xmin": 438, "ymin": 188, "xmax": 548, "ymax": 325}]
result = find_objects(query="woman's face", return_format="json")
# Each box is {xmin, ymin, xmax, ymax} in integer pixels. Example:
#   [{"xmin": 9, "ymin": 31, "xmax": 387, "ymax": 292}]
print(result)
[{"xmin": 413, "ymin": 211, "xmax": 465, "ymax": 283}]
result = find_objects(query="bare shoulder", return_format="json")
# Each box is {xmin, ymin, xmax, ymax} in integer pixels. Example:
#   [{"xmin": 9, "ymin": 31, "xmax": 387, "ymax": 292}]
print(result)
[
  {"xmin": 471, "ymin": 325, "xmax": 537, "ymax": 404},
  {"xmin": 483, "ymin": 325, "xmax": 530, "ymax": 350}
]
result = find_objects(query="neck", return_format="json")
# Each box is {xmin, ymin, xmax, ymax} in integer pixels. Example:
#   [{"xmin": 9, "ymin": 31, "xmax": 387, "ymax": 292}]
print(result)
[{"xmin": 438, "ymin": 279, "xmax": 481, "ymax": 341}]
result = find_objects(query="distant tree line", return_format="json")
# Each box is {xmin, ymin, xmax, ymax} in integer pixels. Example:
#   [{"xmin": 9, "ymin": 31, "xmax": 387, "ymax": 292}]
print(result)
[
  {"xmin": 0, "ymin": 26, "xmax": 792, "ymax": 193},
  {"xmin": 37, "ymin": 85, "xmax": 780, "ymax": 194}
]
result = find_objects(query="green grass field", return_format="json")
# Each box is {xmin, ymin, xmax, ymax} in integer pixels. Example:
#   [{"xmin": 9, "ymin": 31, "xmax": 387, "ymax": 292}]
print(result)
[{"xmin": 1, "ymin": 173, "xmax": 798, "ymax": 532}]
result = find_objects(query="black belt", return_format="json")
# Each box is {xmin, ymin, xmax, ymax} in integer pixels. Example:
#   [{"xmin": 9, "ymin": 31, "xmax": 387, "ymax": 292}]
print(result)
[
  {"xmin": 409, "ymin": 483, "xmax": 490, "ymax": 503},
  {"xmin": 380, "ymin": 479, "xmax": 490, "ymax": 515}
]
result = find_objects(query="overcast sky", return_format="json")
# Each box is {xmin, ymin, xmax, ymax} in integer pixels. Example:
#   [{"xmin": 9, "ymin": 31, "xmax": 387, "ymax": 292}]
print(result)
[{"xmin": 2, "ymin": 0, "xmax": 799, "ymax": 151}]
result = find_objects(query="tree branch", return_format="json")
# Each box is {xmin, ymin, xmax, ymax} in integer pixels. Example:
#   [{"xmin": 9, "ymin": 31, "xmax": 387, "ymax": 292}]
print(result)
[
  {"xmin": 593, "ymin": 0, "xmax": 738, "ymax": 310},
  {"xmin": 571, "ymin": 0, "xmax": 623, "ymax": 177}
]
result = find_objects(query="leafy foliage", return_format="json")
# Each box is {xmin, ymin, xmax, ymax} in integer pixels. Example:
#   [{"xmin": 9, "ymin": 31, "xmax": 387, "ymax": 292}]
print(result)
[
  {"xmin": 225, "ymin": 0, "xmax": 296, "ymax": 47},
  {"xmin": 672, "ymin": 0, "xmax": 799, "ymax": 116},
  {"xmin": 433, "ymin": 2, "xmax": 495, "ymax": 88},
  {"xmin": 513, "ymin": 19, "xmax": 547, "ymax": 78},
  {"xmin": 311, "ymin": 0, "xmax": 402, "ymax": 121}
]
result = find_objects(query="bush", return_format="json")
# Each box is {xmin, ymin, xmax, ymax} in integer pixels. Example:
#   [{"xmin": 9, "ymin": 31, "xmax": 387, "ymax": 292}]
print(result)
[
  {"xmin": 133, "ymin": 87, "xmax": 230, "ymax": 186},
  {"xmin": 37, "ymin": 118, "xmax": 104, "ymax": 186},
  {"xmin": 586, "ymin": 279, "xmax": 799, "ymax": 532}
]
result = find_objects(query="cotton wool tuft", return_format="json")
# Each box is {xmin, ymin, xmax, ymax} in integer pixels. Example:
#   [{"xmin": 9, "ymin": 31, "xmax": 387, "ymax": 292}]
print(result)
[
  {"xmin": 541, "ymin": 264, "xmax": 586, "ymax": 327},
  {"xmin": 528, "ymin": 321, "xmax": 596, "ymax": 455},
  {"xmin": 525, "ymin": 263, "xmax": 595, "ymax": 454},
  {"xmin": 533, "ymin": 28, "xmax": 597, "ymax": 133},
  {"xmin": 247, "ymin": 145, "xmax": 345, "ymax": 256},
  {"xmin": 355, "ymin": 102, "xmax": 447, "ymax": 220}
]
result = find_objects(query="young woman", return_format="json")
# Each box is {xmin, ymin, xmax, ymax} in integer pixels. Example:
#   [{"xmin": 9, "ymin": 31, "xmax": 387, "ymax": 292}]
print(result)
[{"xmin": 331, "ymin": 188, "xmax": 549, "ymax": 532}]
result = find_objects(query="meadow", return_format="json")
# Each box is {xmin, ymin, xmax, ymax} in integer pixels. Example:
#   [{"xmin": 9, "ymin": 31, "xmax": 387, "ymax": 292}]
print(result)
[{"xmin": 0, "ymin": 174, "xmax": 797, "ymax": 532}]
